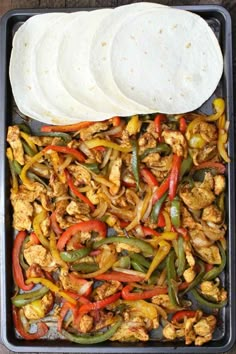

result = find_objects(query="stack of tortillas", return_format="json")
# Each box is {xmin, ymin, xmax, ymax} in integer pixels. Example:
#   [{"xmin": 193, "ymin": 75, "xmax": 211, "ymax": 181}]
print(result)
[{"xmin": 10, "ymin": 2, "xmax": 223, "ymax": 125}]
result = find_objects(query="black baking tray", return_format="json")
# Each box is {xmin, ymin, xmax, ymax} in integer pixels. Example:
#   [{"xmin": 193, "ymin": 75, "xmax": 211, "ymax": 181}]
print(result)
[{"xmin": 0, "ymin": 4, "xmax": 235, "ymax": 353}]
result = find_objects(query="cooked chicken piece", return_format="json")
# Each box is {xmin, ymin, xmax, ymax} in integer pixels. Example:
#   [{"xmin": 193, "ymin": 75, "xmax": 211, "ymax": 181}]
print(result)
[
  {"xmin": 190, "ymin": 230, "xmax": 213, "ymax": 248},
  {"xmin": 11, "ymin": 198, "xmax": 33, "ymax": 230},
  {"xmin": 67, "ymin": 164, "xmax": 91, "ymax": 186},
  {"xmin": 93, "ymin": 281, "xmax": 121, "ymax": 301},
  {"xmin": 152, "ymin": 294, "xmax": 177, "ymax": 311},
  {"xmin": 151, "ymin": 168, "xmax": 169, "ymax": 182},
  {"xmin": 146, "ymin": 121, "xmax": 159, "ymax": 139},
  {"xmin": 192, "ymin": 121, "xmax": 217, "ymax": 143},
  {"xmin": 138, "ymin": 132, "xmax": 156, "ymax": 153},
  {"xmin": 80, "ymin": 122, "xmax": 109, "ymax": 141},
  {"xmin": 163, "ymin": 323, "xmax": 185, "ymax": 340},
  {"xmin": 109, "ymin": 158, "xmax": 122, "ymax": 195},
  {"xmin": 78, "ymin": 314, "xmax": 93, "ymax": 333},
  {"xmin": 120, "ymin": 130, "xmax": 133, "ymax": 148},
  {"xmin": 23, "ymin": 292, "xmax": 54, "ymax": 320},
  {"xmin": 162, "ymin": 130, "xmax": 188, "ymax": 158},
  {"xmin": 214, "ymin": 175, "xmax": 226, "ymax": 195},
  {"xmin": 41, "ymin": 215, "xmax": 50, "ymax": 237},
  {"xmin": 195, "ymin": 245, "xmax": 221, "ymax": 264},
  {"xmin": 66, "ymin": 200, "xmax": 90, "ymax": 217},
  {"xmin": 26, "ymin": 264, "xmax": 45, "ymax": 279},
  {"xmin": 54, "ymin": 199, "xmax": 72, "ymax": 229},
  {"xmin": 199, "ymin": 172, "xmax": 214, "ymax": 190},
  {"xmin": 195, "ymin": 333, "xmax": 213, "ymax": 346},
  {"xmin": 48, "ymin": 173, "xmax": 68, "ymax": 197},
  {"xmin": 142, "ymin": 152, "xmax": 161, "ymax": 166},
  {"xmin": 24, "ymin": 245, "xmax": 57, "ymax": 271},
  {"xmin": 201, "ymin": 222, "xmax": 226, "ymax": 241},
  {"xmin": 185, "ymin": 317, "xmax": 197, "ymax": 345},
  {"xmin": 110, "ymin": 317, "xmax": 149, "ymax": 342},
  {"xmin": 7, "ymin": 125, "xmax": 24, "ymax": 165},
  {"xmin": 200, "ymin": 281, "xmax": 227, "ymax": 302},
  {"xmin": 183, "ymin": 267, "xmax": 196, "ymax": 283},
  {"xmin": 179, "ymin": 185, "xmax": 215, "ymax": 210},
  {"xmin": 192, "ymin": 145, "xmax": 217, "ymax": 165},
  {"xmin": 184, "ymin": 241, "xmax": 195, "ymax": 267},
  {"xmin": 181, "ymin": 207, "xmax": 202, "ymax": 230},
  {"xmin": 29, "ymin": 136, "xmax": 62, "ymax": 146},
  {"xmin": 202, "ymin": 205, "xmax": 222, "ymax": 224},
  {"xmin": 93, "ymin": 311, "xmax": 115, "ymax": 331},
  {"xmin": 194, "ymin": 315, "xmax": 216, "ymax": 337}
]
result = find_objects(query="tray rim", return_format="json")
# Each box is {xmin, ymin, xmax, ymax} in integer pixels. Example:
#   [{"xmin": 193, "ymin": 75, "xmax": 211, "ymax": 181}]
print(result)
[{"xmin": 0, "ymin": 4, "xmax": 235, "ymax": 353}]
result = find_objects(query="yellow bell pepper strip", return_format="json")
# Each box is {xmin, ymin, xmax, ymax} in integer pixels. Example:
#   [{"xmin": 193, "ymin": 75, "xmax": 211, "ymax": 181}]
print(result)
[
  {"xmin": 185, "ymin": 116, "xmax": 205, "ymax": 141},
  {"xmin": 61, "ymin": 317, "xmax": 122, "ymax": 344},
  {"xmin": 49, "ymin": 230, "xmax": 68, "ymax": 269},
  {"xmin": 217, "ymin": 113, "xmax": 230, "ymax": 162},
  {"xmin": 20, "ymin": 131, "xmax": 38, "ymax": 154},
  {"xmin": 205, "ymin": 97, "xmax": 225, "ymax": 122},
  {"xmin": 57, "ymin": 220, "xmax": 107, "ymax": 251},
  {"xmin": 162, "ymin": 210, "xmax": 172, "ymax": 232},
  {"xmin": 85, "ymin": 138, "xmax": 132, "ymax": 152},
  {"xmin": 6, "ymin": 148, "xmax": 18, "ymax": 192},
  {"xmin": 188, "ymin": 134, "xmax": 206, "ymax": 149},
  {"xmin": 145, "ymin": 240, "xmax": 171, "ymax": 280},
  {"xmin": 122, "ymin": 300, "xmax": 158, "ymax": 320},
  {"xmin": 126, "ymin": 115, "xmax": 141, "ymax": 135},
  {"xmin": 49, "ymin": 151, "xmax": 66, "ymax": 183},
  {"xmin": 25, "ymin": 278, "xmax": 76, "ymax": 305},
  {"xmin": 33, "ymin": 209, "xmax": 50, "ymax": 248},
  {"xmin": 41, "ymin": 121, "xmax": 94, "ymax": 132},
  {"xmin": 72, "ymin": 253, "xmax": 117, "ymax": 279},
  {"xmin": 20, "ymin": 150, "xmax": 44, "ymax": 189}
]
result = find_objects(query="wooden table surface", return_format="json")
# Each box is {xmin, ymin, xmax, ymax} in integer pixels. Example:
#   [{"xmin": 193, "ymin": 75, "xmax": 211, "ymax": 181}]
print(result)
[{"xmin": 0, "ymin": 0, "xmax": 235, "ymax": 353}]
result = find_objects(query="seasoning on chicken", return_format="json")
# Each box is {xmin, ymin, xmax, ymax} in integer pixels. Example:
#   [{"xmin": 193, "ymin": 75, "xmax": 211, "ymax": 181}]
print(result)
[
  {"xmin": 200, "ymin": 281, "xmax": 227, "ymax": 302},
  {"xmin": 7, "ymin": 125, "xmax": 25, "ymax": 165},
  {"xmin": 24, "ymin": 245, "xmax": 57, "ymax": 271},
  {"xmin": 162, "ymin": 130, "xmax": 188, "ymax": 158}
]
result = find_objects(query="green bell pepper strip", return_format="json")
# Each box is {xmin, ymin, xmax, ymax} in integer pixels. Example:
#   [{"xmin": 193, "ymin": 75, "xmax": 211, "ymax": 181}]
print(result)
[
  {"xmin": 38, "ymin": 132, "xmax": 72, "ymax": 144},
  {"xmin": 170, "ymin": 197, "xmax": 181, "ymax": 228},
  {"xmin": 93, "ymin": 237, "xmax": 154, "ymax": 256},
  {"xmin": 190, "ymin": 289, "xmax": 227, "ymax": 309},
  {"xmin": 71, "ymin": 262, "xmax": 99, "ymax": 273},
  {"xmin": 82, "ymin": 163, "xmax": 100, "ymax": 174},
  {"xmin": 12, "ymin": 160, "xmax": 22, "ymax": 175},
  {"xmin": 19, "ymin": 236, "xmax": 30, "ymax": 271},
  {"xmin": 151, "ymin": 192, "xmax": 168, "ymax": 223},
  {"xmin": 140, "ymin": 144, "xmax": 171, "ymax": 160},
  {"xmin": 22, "ymin": 140, "xmax": 36, "ymax": 157},
  {"xmin": 131, "ymin": 260, "xmax": 147, "ymax": 273},
  {"xmin": 180, "ymin": 261, "xmax": 205, "ymax": 296},
  {"xmin": 176, "ymin": 236, "xmax": 186, "ymax": 277},
  {"xmin": 18, "ymin": 123, "xmax": 31, "ymax": 134},
  {"xmin": 203, "ymin": 243, "xmax": 226, "ymax": 281},
  {"xmin": 60, "ymin": 247, "xmax": 91, "ymax": 263},
  {"xmin": 131, "ymin": 140, "xmax": 140, "ymax": 190},
  {"xmin": 61, "ymin": 317, "xmax": 122, "ymax": 344},
  {"xmin": 180, "ymin": 155, "xmax": 193, "ymax": 179},
  {"xmin": 11, "ymin": 286, "xmax": 49, "ymax": 307},
  {"xmin": 113, "ymin": 256, "xmax": 130, "ymax": 269},
  {"xmin": 167, "ymin": 250, "xmax": 180, "ymax": 307},
  {"xmin": 130, "ymin": 253, "xmax": 151, "ymax": 269}
]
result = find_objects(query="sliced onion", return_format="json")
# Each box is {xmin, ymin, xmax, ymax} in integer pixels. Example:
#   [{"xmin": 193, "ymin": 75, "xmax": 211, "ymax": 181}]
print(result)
[
  {"xmin": 79, "ymin": 142, "xmax": 92, "ymax": 157},
  {"xmin": 100, "ymin": 148, "xmax": 112, "ymax": 168},
  {"xmin": 58, "ymin": 155, "xmax": 73, "ymax": 172},
  {"xmin": 109, "ymin": 205, "xmax": 134, "ymax": 220},
  {"xmin": 78, "ymin": 281, "xmax": 93, "ymax": 296},
  {"xmin": 55, "ymin": 195, "xmax": 74, "ymax": 202},
  {"xmin": 102, "ymin": 185, "xmax": 125, "ymax": 201},
  {"xmin": 92, "ymin": 201, "xmax": 108, "ymax": 219},
  {"xmin": 112, "ymin": 267, "xmax": 146, "ymax": 278}
]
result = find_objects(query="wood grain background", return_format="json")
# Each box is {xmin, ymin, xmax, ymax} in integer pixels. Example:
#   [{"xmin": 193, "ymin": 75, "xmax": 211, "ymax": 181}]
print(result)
[{"xmin": 0, "ymin": 1, "xmax": 235, "ymax": 353}]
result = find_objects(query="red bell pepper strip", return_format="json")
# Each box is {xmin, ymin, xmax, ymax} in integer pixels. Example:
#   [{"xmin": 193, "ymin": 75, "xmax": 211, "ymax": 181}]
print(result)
[
  {"xmin": 29, "ymin": 232, "xmax": 40, "ymax": 245},
  {"xmin": 142, "ymin": 226, "xmax": 160, "ymax": 237},
  {"xmin": 12, "ymin": 231, "xmax": 34, "ymax": 291},
  {"xmin": 154, "ymin": 114, "xmax": 166, "ymax": 135},
  {"xmin": 179, "ymin": 117, "xmax": 187, "ymax": 134},
  {"xmin": 13, "ymin": 306, "xmax": 48, "ymax": 339},
  {"xmin": 175, "ymin": 227, "xmax": 190, "ymax": 241},
  {"xmin": 111, "ymin": 116, "xmax": 121, "ymax": 126},
  {"xmin": 172, "ymin": 310, "xmax": 197, "ymax": 323},
  {"xmin": 41, "ymin": 121, "xmax": 94, "ymax": 132},
  {"xmin": 79, "ymin": 292, "xmax": 121, "ymax": 315},
  {"xmin": 95, "ymin": 271, "xmax": 145, "ymax": 282},
  {"xmin": 57, "ymin": 220, "xmax": 107, "ymax": 251},
  {"xmin": 152, "ymin": 176, "xmax": 170, "ymax": 205},
  {"xmin": 68, "ymin": 273, "xmax": 92, "ymax": 297},
  {"xmin": 205, "ymin": 263, "xmax": 214, "ymax": 272},
  {"xmin": 191, "ymin": 161, "xmax": 226, "ymax": 174},
  {"xmin": 169, "ymin": 154, "xmax": 182, "ymax": 201},
  {"xmin": 157, "ymin": 212, "xmax": 166, "ymax": 227},
  {"xmin": 50, "ymin": 212, "xmax": 63, "ymax": 235},
  {"xmin": 140, "ymin": 168, "xmax": 159, "ymax": 187},
  {"xmin": 122, "ymin": 285, "xmax": 168, "ymax": 301},
  {"xmin": 122, "ymin": 181, "xmax": 136, "ymax": 188},
  {"xmin": 92, "ymin": 146, "xmax": 106, "ymax": 152},
  {"xmin": 57, "ymin": 302, "xmax": 73, "ymax": 332},
  {"xmin": 43, "ymin": 145, "xmax": 85, "ymax": 163},
  {"xmin": 65, "ymin": 170, "xmax": 95, "ymax": 211}
]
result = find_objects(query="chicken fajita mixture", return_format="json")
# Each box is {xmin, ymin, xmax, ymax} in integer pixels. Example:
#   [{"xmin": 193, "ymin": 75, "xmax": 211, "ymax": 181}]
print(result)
[{"xmin": 7, "ymin": 98, "xmax": 229, "ymax": 346}]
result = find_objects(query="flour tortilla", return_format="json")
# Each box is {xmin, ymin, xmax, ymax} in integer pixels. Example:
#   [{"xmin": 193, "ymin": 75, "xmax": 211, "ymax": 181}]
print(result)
[
  {"xmin": 89, "ymin": 2, "xmax": 168, "ymax": 114},
  {"xmin": 57, "ymin": 9, "xmax": 131, "ymax": 116},
  {"xmin": 9, "ymin": 13, "xmax": 79, "ymax": 124},
  {"xmin": 35, "ymin": 12, "xmax": 113, "ymax": 122},
  {"xmin": 110, "ymin": 8, "xmax": 223, "ymax": 114}
]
